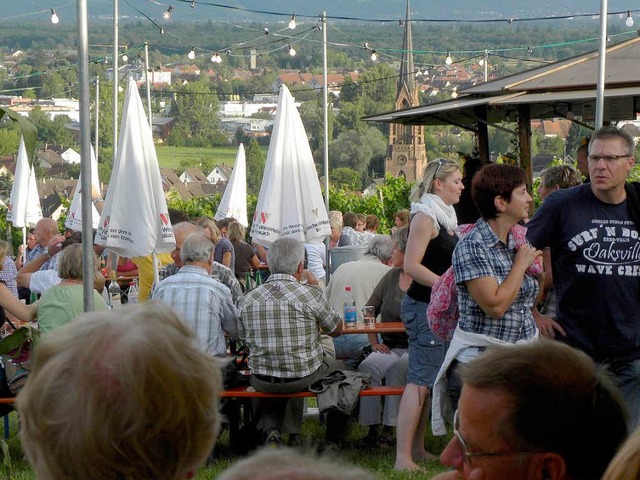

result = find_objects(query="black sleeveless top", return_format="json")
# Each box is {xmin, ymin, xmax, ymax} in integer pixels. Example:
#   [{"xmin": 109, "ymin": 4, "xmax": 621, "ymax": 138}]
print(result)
[{"xmin": 406, "ymin": 227, "xmax": 458, "ymax": 302}]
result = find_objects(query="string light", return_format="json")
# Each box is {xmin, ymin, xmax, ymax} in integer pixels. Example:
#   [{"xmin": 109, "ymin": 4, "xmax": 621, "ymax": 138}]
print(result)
[
  {"xmin": 211, "ymin": 52, "xmax": 222, "ymax": 63},
  {"xmin": 288, "ymin": 14, "xmax": 297, "ymax": 30},
  {"xmin": 626, "ymin": 11, "xmax": 634, "ymax": 27},
  {"xmin": 370, "ymin": 50, "xmax": 379, "ymax": 61},
  {"xmin": 122, "ymin": 51, "xmax": 128, "ymax": 63},
  {"xmin": 50, "ymin": 9, "xmax": 59, "ymax": 24},
  {"xmin": 263, "ymin": 27, "xmax": 270, "ymax": 35},
  {"xmin": 445, "ymin": 52, "xmax": 453, "ymax": 65},
  {"xmin": 159, "ymin": 27, "xmax": 165, "ymax": 34},
  {"xmin": 478, "ymin": 58, "xmax": 485, "ymax": 66},
  {"xmin": 187, "ymin": 47, "xmax": 195, "ymax": 60},
  {"xmin": 191, "ymin": 0, "xmax": 195, "ymax": 7},
  {"xmin": 288, "ymin": 45, "xmax": 296, "ymax": 56},
  {"xmin": 162, "ymin": 6, "xmax": 173, "ymax": 20}
]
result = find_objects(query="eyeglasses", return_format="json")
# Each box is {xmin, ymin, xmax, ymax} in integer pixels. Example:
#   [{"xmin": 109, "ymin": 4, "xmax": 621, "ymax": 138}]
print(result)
[
  {"xmin": 453, "ymin": 410, "xmax": 538, "ymax": 464},
  {"xmin": 587, "ymin": 154, "xmax": 631, "ymax": 163},
  {"xmin": 433, "ymin": 158, "xmax": 449, "ymax": 180}
]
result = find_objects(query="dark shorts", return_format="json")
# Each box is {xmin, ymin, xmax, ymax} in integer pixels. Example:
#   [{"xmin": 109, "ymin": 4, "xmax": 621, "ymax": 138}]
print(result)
[{"xmin": 401, "ymin": 295, "xmax": 447, "ymax": 387}]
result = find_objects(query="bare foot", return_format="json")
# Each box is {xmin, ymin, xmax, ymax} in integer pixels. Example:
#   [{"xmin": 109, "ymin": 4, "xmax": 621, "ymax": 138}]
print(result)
[
  {"xmin": 413, "ymin": 450, "xmax": 438, "ymax": 462},
  {"xmin": 394, "ymin": 460, "xmax": 424, "ymax": 471}
]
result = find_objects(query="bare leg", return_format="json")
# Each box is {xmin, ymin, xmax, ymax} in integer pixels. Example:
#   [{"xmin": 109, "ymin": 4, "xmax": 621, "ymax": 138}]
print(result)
[
  {"xmin": 412, "ymin": 391, "xmax": 436, "ymax": 462},
  {"xmin": 394, "ymin": 383, "xmax": 431, "ymax": 471}
]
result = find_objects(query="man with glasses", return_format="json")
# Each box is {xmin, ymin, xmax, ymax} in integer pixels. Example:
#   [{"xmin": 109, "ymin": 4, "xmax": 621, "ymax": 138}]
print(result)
[
  {"xmin": 435, "ymin": 340, "xmax": 627, "ymax": 480},
  {"xmin": 527, "ymin": 125, "xmax": 640, "ymax": 428}
]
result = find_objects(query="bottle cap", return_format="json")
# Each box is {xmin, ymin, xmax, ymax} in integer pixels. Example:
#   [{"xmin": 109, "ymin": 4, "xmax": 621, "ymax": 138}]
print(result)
[{"xmin": 345, "ymin": 286, "xmax": 351, "ymax": 291}]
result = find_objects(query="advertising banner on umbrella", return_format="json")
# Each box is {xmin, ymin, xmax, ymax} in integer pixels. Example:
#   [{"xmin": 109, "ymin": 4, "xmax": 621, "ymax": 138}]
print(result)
[
  {"xmin": 250, "ymin": 85, "xmax": 330, "ymax": 246},
  {"xmin": 95, "ymin": 76, "xmax": 175, "ymax": 258},
  {"xmin": 7, "ymin": 136, "xmax": 42, "ymax": 228},
  {"xmin": 65, "ymin": 146, "xmax": 101, "ymax": 231},
  {"xmin": 215, "ymin": 143, "xmax": 248, "ymax": 227}
]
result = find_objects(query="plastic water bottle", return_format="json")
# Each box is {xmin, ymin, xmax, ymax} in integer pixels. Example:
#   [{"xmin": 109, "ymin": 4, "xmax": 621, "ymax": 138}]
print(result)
[
  {"xmin": 343, "ymin": 286, "xmax": 357, "ymax": 328},
  {"xmin": 127, "ymin": 279, "xmax": 139, "ymax": 305},
  {"xmin": 108, "ymin": 272, "xmax": 122, "ymax": 309}
]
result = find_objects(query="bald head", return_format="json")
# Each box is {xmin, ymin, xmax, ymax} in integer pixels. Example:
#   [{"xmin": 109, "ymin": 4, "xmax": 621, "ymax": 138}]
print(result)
[
  {"xmin": 171, "ymin": 222, "xmax": 203, "ymax": 268},
  {"xmin": 34, "ymin": 218, "xmax": 59, "ymax": 248}
]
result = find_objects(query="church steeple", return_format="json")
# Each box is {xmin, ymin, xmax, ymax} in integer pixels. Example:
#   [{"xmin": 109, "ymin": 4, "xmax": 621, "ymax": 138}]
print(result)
[
  {"xmin": 398, "ymin": 0, "xmax": 415, "ymax": 103},
  {"xmin": 384, "ymin": 0, "xmax": 426, "ymax": 183}
]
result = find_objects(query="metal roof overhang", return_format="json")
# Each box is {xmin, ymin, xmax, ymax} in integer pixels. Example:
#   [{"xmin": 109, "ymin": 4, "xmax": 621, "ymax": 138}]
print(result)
[
  {"xmin": 363, "ymin": 93, "xmax": 524, "ymax": 131},
  {"xmin": 364, "ymin": 86, "xmax": 640, "ymax": 129}
]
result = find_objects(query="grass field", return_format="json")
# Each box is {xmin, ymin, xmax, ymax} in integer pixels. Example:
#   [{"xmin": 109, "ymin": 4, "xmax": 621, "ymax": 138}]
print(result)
[
  {"xmin": 1, "ymin": 410, "xmax": 451, "ymax": 479},
  {"xmin": 155, "ymin": 146, "xmax": 240, "ymax": 170}
]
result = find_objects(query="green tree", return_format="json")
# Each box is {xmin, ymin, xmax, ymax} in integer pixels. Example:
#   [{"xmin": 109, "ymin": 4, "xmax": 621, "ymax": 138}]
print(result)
[
  {"xmin": 245, "ymin": 138, "xmax": 265, "ymax": 195},
  {"xmin": 167, "ymin": 80, "xmax": 222, "ymax": 147},
  {"xmin": 0, "ymin": 125, "xmax": 20, "ymax": 155},
  {"xmin": 565, "ymin": 122, "xmax": 593, "ymax": 157},
  {"xmin": 329, "ymin": 126, "xmax": 387, "ymax": 174},
  {"xmin": 330, "ymin": 167, "xmax": 361, "ymax": 191}
]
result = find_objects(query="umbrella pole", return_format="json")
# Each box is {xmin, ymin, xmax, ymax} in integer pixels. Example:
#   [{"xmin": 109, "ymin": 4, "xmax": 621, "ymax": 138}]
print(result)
[
  {"xmin": 22, "ymin": 226, "xmax": 26, "ymax": 265},
  {"xmin": 152, "ymin": 251, "xmax": 159, "ymax": 289}
]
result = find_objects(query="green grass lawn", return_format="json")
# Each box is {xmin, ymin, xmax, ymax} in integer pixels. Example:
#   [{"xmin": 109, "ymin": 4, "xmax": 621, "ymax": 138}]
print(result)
[
  {"xmin": 155, "ymin": 146, "xmax": 240, "ymax": 170},
  {"xmin": 1, "ymin": 410, "xmax": 451, "ymax": 479}
]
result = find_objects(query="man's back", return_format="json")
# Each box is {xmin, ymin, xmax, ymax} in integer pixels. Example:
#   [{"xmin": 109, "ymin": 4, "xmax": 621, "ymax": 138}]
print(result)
[
  {"xmin": 239, "ymin": 273, "xmax": 340, "ymax": 378},
  {"xmin": 152, "ymin": 264, "xmax": 237, "ymax": 356}
]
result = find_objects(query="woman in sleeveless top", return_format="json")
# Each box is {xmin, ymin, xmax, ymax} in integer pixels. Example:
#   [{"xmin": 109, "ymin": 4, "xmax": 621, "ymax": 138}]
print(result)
[{"xmin": 394, "ymin": 158, "xmax": 463, "ymax": 471}]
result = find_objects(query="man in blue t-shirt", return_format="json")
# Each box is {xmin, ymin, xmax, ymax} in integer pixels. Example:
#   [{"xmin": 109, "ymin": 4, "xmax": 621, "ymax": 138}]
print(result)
[{"xmin": 527, "ymin": 125, "xmax": 640, "ymax": 428}]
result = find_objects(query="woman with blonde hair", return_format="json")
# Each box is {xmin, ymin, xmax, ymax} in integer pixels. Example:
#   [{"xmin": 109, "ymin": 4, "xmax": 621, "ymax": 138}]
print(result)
[
  {"xmin": 197, "ymin": 217, "xmax": 235, "ymax": 271},
  {"xmin": 36, "ymin": 244, "xmax": 109, "ymax": 334},
  {"xmin": 227, "ymin": 221, "xmax": 261, "ymax": 284},
  {"xmin": 395, "ymin": 158, "xmax": 464, "ymax": 470},
  {"xmin": 603, "ymin": 427, "xmax": 640, "ymax": 480}
]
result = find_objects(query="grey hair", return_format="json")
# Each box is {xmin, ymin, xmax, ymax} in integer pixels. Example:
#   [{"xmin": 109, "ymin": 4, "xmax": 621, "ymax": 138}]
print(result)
[
  {"xmin": 391, "ymin": 226, "xmax": 409, "ymax": 253},
  {"xmin": 173, "ymin": 222, "xmax": 202, "ymax": 237},
  {"xmin": 589, "ymin": 125, "xmax": 635, "ymax": 157},
  {"xmin": 180, "ymin": 232, "xmax": 214, "ymax": 264},
  {"xmin": 367, "ymin": 235, "xmax": 394, "ymax": 263},
  {"xmin": 267, "ymin": 237, "xmax": 305, "ymax": 275}
]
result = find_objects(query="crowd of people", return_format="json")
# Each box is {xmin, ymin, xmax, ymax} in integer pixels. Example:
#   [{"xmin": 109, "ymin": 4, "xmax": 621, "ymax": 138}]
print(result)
[{"xmin": 2, "ymin": 124, "xmax": 640, "ymax": 480}]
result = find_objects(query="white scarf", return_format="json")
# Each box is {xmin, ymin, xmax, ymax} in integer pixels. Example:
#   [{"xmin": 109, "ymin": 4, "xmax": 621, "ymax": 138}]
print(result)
[{"xmin": 410, "ymin": 193, "xmax": 458, "ymax": 233}]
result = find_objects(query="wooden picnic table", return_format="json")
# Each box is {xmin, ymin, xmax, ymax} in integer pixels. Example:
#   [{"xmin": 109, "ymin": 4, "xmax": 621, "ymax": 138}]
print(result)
[{"xmin": 340, "ymin": 321, "xmax": 405, "ymax": 334}]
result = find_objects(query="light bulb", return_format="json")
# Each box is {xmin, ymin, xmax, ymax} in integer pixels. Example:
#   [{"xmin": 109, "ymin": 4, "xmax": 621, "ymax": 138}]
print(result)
[
  {"xmin": 122, "ymin": 53, "xmax": 128, "ymax": 63},
  {"xmin": 51, "ymin": 9, "xmax": 59, "ymax": 24},
  {"xmin": 445, "ymin": 53, "xmax": 453, "ymax": 65},
  {"xmin": 288, "ymin": 14, "xmax": 297, "ymax": 30},
  {"xmin": 478, "ymin": 58, "xmax": 484, "ymax": 66},
  {"xmin": 188, "ymin": 48, "xmax": 195, "ymax": 60},
  {"xmin": 211, "ymin": 52, "xmax": 221, "ymax": 63},
  {"xmin": 191, "ymin": 0, "xmax": 195, "ymax": 7},
  {"xmin": 163, "ymin": 6, "xmax": 173, "ymax": 20},
  {"xmin": 263, "ymin": 27, "xmax": 270, "ymax": 35},
  {"xmin": 288, "ymin": 45, "xmax": 296, "ymax": 56},
  {"xmin": 118, "ymin": 85, "xmax": 123, "ymax": 93},
  {"xmin": 626, "ymin": 11, "xmax": 634, "ymax": 27},
  {"xmin": 160, "ymin": 27, "xmax": 165, "ymax": 34},
  {"xmin": 527, "ymin": 46, "xmax": 533, "ymax": 53},
  {"xmin": 370, "ymin": 50, "xmax": 379, "ymax": 61}
]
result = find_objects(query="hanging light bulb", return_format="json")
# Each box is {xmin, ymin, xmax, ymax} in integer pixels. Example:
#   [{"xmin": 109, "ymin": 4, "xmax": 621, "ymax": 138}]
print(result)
[
  {"xmin": 163, "ymin": 6, "xmax": 173, "ymax": 20},
  {"xmin": 191, "ymin": 0, "xmax": 195, "ymax": 7},
  {"xmin": 288, "ymin": 45, "xmax": 296, "ymax": 56},
  {"xmin": 478, "ymin": 58, "xmax": 484, "ymax": 66},
  {"xmin": 122, "ymin": 52, "xmax": 128, "ymax": 63},
  {"xmin": 288, "ymin": 14, "xmax": 297, "ymax": 30},
  {"xmin": 626, "ymin": 11, "xmax": 634, "ymax": 27},
  {"xmin": 527, "ymin": 46, "xmax": 533, "ymax": 53},
  {"xmin": 187, "ymin": 47, "xmax": 196, "ymax": 60},
  {"xmin": 370, "ymin": 50, "xmax": 379, "ymax": 61},
  {"xmin": 118, "ymin": 85, "xmax": 124, "ymax": 93},
  {"xmin": 445, "ymin": 52, "xmax": 453, "ymax": 65},
  {"xmin": 211, "ymin": 52, "xmax": 222, "ymax": 63},
  {"xmin": 160, "ymin": 27, "xmax": 165, "ymax": 34},
  {"xmin": 263, "ymin": 27, "xmax": 270, "ymax": 35},
  {"xmin": 50, "ymin": 9, "xmax": 59, "ymax": 24}
]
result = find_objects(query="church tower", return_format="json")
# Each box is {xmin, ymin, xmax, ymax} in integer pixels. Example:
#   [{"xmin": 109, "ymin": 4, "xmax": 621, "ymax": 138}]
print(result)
[{"xmin": 385, "ymin": 0, "xmax": 426, "ymax": 182}]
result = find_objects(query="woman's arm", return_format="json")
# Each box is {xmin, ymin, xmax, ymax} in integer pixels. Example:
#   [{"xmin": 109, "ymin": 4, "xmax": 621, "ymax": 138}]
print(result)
[
  {"xmin": 542, "ymin": 248, "xmax": 553, "ymax": 290},
  {"xmin": 249, "ymin": 254, "xmax": 262, "ymax": 270},
  {"xmin": 403, "ymin": 213, "xmax": 440, "ymax": 287},
  {"xmin": 0, "ymin": 283, "xmax": 36, "ymax": 322},
  {"xmin": 465, "ymin": 244, "xmax": 541, "ymax": 319},
  {"xmin": 221, "ymin": 251, "xmax": 232, "ymax": 268}
]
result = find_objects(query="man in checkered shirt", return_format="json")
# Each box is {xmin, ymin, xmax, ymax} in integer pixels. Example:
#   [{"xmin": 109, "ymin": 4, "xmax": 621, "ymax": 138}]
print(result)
[{"xmin": 239, "ymin": 236, "xmax": 344, "ymax": 446}]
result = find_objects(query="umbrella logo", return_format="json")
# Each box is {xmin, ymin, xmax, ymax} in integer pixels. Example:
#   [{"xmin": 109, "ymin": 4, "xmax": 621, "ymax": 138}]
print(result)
[
  {"xmin": 103, "ymin": 216, "xmax": 110, "ymax": 229},
  {"xmin": 160, "ymin": 213, "xmax": 169, "ymax": 226}
]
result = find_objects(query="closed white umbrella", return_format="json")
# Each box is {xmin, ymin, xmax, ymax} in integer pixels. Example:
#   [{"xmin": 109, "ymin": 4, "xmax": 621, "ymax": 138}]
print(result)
[
  {"xmin": 215, "ymin": 143, "xmax": 248, "ymax": 227},
  {"xmin": 7, "ymin": 137, "xmax": 43, "ymax": 263},
  {"xmin": 250, "ymin": 85, "xmax": 330, "ymax": 246},
  {"xmin": 65, "ymin": 146, "xmax": 101, "ymax": 231},
  {"xmin": 95, "ymin": 76, "xmax": 175, "ymax": 279}
]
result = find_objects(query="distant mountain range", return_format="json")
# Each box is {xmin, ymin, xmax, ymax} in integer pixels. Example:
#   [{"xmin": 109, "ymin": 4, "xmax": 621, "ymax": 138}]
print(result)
[{"xmin": 4, "ymin": 0, "xmax": 631, "ymax": 23}]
